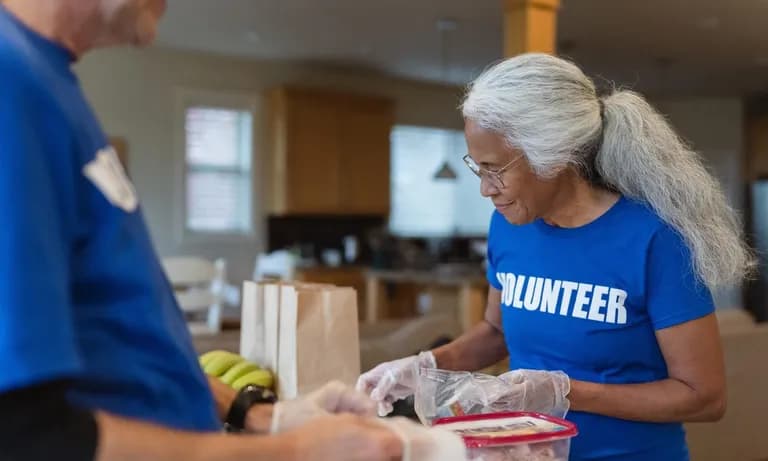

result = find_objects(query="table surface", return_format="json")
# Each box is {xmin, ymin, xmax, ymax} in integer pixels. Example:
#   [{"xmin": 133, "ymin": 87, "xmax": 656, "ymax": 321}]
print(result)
[{"xmin": 365, "ymin": 268, "xmax": 487, "ymax": 286}]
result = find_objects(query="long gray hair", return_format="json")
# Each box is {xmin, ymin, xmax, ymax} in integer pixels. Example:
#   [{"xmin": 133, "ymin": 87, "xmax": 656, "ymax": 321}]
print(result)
[{"xmin": 461, "ymin": 53, "xmax": 754, "ymax": 289}]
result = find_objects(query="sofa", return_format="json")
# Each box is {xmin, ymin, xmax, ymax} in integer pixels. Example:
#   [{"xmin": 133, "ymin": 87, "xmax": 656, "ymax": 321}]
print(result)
[{"xmin": 685, "ymin": 310, "xmax": 768, "ymax": 461}]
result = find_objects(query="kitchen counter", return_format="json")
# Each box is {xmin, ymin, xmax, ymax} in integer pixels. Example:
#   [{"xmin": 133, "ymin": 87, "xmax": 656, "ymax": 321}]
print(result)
[
  {"xmin": 365, "ymin": 267, "xmax": 489, "ymax": 332},
  {"xmin": 191, "ymin": 329, "xmax": 240, "ymax": 355},
  {"xmin": 365, "ymin": 267, "xmax": 487, "ymax": 286}
]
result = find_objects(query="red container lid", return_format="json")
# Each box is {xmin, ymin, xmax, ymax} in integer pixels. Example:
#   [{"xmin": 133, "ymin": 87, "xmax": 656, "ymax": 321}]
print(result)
[{"xmin": 433, "ymin": 411, "xmax": 578, "ymax": 449}]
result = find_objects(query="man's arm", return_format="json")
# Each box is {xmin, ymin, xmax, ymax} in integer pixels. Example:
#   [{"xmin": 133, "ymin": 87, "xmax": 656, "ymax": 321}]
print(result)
[
  {"xmin": 95, "ymin": 412, "xmax": 294, "ymax": 461},
  {"xmin": 0, "ymin": 380, "xmax": 402, "ymax": 461},
  {"xmin": 96, "ymin": 408, "xmax": 403, "ymax": 461},
  {"xmin": 0, "ymin": 380, "xmax": 292, "ymax": 461},
  {"xmin": 207, "ymin": 375, "xmax": 273, "ymax": 433},
  {"xmin": 432, "ymin": 287, "xmax": 508, "ymax": 371}
]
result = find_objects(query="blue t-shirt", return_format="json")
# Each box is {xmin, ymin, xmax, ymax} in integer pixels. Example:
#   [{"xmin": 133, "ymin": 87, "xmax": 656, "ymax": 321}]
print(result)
[
  {"xmin": 0, "ymin": 7, "xmax": 219, "ymax": 432},
  {"xmin": 487, "ymin": 196, "xmax": 714, "ymax": 460}
]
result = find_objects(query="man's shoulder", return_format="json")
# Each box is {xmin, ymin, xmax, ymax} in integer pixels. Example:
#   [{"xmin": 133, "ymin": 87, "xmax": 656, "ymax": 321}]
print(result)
[
  {"xmin": 0, "ymin": 33, "xmax": 44, "ymax": 98},
  {"xmin": 0, "ymin": 12, "xmax": 65, "ymax": 98}
]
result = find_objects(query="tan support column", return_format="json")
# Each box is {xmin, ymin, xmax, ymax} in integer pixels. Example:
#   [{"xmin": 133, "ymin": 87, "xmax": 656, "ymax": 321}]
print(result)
[{"xmin": 504, "ymin": 0, "xmax": 561, "ymax": 57}]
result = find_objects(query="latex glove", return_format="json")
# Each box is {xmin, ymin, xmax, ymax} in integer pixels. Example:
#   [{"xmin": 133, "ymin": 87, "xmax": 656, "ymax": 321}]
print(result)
[
  {"xmin": 271, "ymin": 380, "xmax": 377, "ymax": 433},
  {"xmin": 356, "ymin": 351, "xmax": 437, "ymax": 416},
  {"xmin": 377, "ymin": 417, "xmax": 467, "ymax": 461},
  {"xmin": 498, "ymin": 369, "xmax": 571, "ymax": 418},
  {"xmin": 287, "ymin": 414, "xmax": 403, "ymax": 461}
]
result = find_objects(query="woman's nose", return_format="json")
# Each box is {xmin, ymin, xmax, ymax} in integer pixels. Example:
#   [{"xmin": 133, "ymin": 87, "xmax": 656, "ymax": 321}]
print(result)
[{"xmin": 480, "ymin": 175, "xmax": 499, "ymax": 197}]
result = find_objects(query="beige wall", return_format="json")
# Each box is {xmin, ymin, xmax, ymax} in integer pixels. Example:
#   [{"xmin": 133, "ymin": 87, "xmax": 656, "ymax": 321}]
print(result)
[
  {"xmin": 76, "ymin": 48, "xmax": 747, "ymax": 308},
  {"xmin": 75, "ymin": 46, "xmax": 465, "ymax": 283}
]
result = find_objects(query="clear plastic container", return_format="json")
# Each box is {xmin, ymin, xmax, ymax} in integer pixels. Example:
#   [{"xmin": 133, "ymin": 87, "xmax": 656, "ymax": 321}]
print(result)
[{"xmin": 433, "ymin": 412, "xmax": 578, "ymax": 461}]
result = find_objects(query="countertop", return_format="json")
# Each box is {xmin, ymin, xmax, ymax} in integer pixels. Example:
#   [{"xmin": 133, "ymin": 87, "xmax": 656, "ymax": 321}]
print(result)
[{"xmin": 365, "ymin": 265, "xmax": 487, "ymax": 286}]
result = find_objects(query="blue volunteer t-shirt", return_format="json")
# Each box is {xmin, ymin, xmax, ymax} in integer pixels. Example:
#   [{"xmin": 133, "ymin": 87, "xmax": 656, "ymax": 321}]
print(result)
[
  {"xmin": 0, "ymin": 7, "xmax": 219, "ymax": 431},
  {"xmin": 487, "ymin": 196, "xmax": 715, "ymax": 461}
]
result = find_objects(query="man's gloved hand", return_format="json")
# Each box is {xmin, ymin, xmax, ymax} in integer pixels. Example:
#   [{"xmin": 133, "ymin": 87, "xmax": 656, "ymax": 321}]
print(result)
[
  {"xmin": 377, "ymin": 416, "xmax": 466, "ymax": 461},
  {"xmin": 356, "ymin": 351, "xmax": 437, "ymax": 416},
  {"xmin": 271, "ymin": 381, "xmax": 377, "ymax": 433},
  {"xmin": 498, "ymin": 369, "xmax": 571, "ymax": 418}
]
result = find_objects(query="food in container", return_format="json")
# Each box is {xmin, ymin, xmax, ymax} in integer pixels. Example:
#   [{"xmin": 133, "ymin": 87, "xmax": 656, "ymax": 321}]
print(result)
[
  {"xmin": 433, "ymin": 411, "xmax": 577, "ymax": 461},
  {"xmin": 415, "ymin": 367, "xmax": 519, "ymax": 425}
]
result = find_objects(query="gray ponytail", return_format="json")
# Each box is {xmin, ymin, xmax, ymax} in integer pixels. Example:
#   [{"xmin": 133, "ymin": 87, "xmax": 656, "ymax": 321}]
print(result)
[
  {"xmin": 462, "ymin": 53, "xmax": 754, "ymax": 289},
  {"xmin": 597, "ymin": 91, "xmax": 754, "ymax": 288}
]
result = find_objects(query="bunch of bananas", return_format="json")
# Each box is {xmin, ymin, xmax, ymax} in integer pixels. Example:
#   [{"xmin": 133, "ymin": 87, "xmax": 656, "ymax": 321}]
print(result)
[{"xmin": 199, "ymin": 350, "xmax": 274, "ymax": 391}]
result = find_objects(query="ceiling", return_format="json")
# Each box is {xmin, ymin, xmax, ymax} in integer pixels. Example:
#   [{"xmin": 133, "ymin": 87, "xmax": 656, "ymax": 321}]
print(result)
[{"xmin": 155, "ymin": 0, "xmax": 768, "ymax": 96}]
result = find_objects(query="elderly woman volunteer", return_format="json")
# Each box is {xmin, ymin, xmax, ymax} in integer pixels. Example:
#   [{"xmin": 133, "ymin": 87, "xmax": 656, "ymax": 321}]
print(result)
[
  {"xmin": 0, "ymin": 1, "xmax": 470, "ymax": 461},
  {"xmin": 358, "ymin": 53, "xmax": 753, "ymax": 461}
]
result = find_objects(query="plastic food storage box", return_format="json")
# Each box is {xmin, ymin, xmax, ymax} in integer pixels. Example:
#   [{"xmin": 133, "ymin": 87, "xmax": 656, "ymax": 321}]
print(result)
[{"xmin": 433, "ymin": 412, "xmax": 578, "ymax": 461}]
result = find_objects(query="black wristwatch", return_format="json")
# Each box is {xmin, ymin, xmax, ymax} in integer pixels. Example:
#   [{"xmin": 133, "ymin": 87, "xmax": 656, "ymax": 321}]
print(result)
[{"xmin": 224, "ymin": 385, "xmax": 278, "ymax": 433}]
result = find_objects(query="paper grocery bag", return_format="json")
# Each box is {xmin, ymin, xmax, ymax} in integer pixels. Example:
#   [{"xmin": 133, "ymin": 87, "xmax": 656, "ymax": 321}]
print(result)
[
  {"xmin": 277, "ymin": 286, "xmax": 360, "ymax": 399},
  {"xmin": 241, "ymin": 281, "xmax": 334, "ymax": 373},
  {"xmin": 240, "ymin": 281, "xmax": 286, "ymax": 373},
  {"xmin": 239, "ymin": 281, "xmax": 266, "ymax": 365},
  {"xmin": 261, "ymin": 283, "xmax": 284, "ymax": 373}
]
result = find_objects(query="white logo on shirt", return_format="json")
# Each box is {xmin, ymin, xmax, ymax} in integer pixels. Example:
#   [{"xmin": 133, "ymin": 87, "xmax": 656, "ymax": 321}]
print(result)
[
  {"xmin": 497, "ymin": 272, "xmax": 628, "ymax": 325},
  {"xmin": 83, "ymin": 146, "xmax": 138, "ymax": 213}
]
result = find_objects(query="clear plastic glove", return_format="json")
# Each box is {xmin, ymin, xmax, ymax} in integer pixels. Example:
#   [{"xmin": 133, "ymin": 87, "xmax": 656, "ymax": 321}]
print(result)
[
  {"xmin": 287, "ymin": 414, "xmax": 403, "ymax": 461},
  {"xmin": 356, "ymin": 351, "xmax": 437, "ymax": 416},
  {"xmin": 498, "ymin": 369, "xmax": 571, "ymax": 418},
  {"xmin": 377, "ymin": 416, "xmax": 467, "ymax": 461},
  {"xmin": 271, "ymin": 380, "xmax": 377, "ymax": 433}
]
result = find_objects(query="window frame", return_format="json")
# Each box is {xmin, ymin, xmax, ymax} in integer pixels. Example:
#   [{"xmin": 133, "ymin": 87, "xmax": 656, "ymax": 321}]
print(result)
[
  {"xmin": 173, "ymin": 88, "xmax": 263, "ymax": 244},
  {"xmin": 389, "ymin": 124, "xmax": 493, "ymax": 238}
]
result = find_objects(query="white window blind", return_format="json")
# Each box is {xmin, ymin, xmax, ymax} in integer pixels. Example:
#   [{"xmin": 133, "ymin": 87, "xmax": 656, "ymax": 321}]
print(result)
[
  {"xmin": 185, "ymin": 107, "xmax": 253, "ymax": 234},
  {"xmin": 390, "ymin": 126, "xmax": 494, "ymax": 237}
]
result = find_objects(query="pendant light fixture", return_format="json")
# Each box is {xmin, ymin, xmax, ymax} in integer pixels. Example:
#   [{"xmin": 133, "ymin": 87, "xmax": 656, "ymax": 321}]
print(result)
[{"xmin": 433, "ymin": 17, "xmax": 459, "ymax": 181}]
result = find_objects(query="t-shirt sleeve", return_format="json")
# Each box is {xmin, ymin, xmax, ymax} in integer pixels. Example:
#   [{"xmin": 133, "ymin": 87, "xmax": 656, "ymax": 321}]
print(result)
[
  {"xmin": 646, "ymin": 224, "xmax": 715, "ymax": 330},
  {"xmin": 0, "ymin": 78, "xmax": 82, "ymax": 392},
  {"xmin": 486, "ymin": 211, "xmax": 504, "ymax": 290}
]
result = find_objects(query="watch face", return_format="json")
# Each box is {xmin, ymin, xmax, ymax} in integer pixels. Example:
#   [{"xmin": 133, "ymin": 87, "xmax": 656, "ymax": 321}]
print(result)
[{"xmin": 245, "ymin": 385, "xmax": 277, "ymax": 403}]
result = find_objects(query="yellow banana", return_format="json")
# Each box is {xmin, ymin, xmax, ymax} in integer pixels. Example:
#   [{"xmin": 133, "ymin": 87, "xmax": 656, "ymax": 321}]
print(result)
[
  {"xmin": 203, "ymin": 353, "xmax": 244, "ymax": 377},
  {"xmin": 199, "ymin": 350, "xmax": 238, "ymax": 369},
  {"xmin": 220, "ymin": 361, "xmax": 261, "ymax": 386},
  {"xmin": 232, "ymin": 369, "xmax": 274, "ymax": 390}
]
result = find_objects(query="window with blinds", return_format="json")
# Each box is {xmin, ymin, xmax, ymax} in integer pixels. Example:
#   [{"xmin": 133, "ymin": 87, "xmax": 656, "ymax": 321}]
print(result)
[
  {"xmin": 184, "ymin": 107, "xmax": 253, "ymax": 234},
  {"xmin": 389, "ymin": 125, "xmax": 494, "ymax": 237}
]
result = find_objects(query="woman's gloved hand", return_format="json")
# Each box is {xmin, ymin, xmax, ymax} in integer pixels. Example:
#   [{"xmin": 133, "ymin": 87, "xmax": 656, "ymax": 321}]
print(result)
[
  {"xmin": 356, "ymin": 351, "xmax": 437, "ymax": 416},
  {"xmin": 271, "ymin": 381, "xmax": 377, "ymax": 433},
  {"xmin": 498, "ymin": 369, "xmax": 571, "ymax": 418}
]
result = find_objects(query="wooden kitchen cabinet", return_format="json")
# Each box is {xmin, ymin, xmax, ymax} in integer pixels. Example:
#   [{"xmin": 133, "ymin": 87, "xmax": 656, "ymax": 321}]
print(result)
[
  {"xmin": 266, "ymin": 87, "xmax": 395, "ymax": 215},
  {"xmin": 746, "ymin": 115, "xmax": 768, "ymax": 180}
]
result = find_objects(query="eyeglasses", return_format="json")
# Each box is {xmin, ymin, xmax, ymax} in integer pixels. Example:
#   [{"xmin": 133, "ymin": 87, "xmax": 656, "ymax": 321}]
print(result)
[{"xmin": 462, "ymin": 154, "xmax": 524, "ymax": 189}]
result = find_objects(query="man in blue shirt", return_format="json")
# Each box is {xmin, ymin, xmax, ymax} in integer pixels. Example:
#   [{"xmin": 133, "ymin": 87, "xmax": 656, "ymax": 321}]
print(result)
[{"xmin": 0, "ymin": 2, "xmax": 405, "ymax": 460}]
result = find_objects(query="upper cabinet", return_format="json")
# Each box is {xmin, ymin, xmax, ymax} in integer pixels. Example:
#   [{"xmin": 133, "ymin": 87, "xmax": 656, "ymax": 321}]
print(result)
[{"xmin": 266, "ymin": 87, "xmax": 395, "ymax": 216}]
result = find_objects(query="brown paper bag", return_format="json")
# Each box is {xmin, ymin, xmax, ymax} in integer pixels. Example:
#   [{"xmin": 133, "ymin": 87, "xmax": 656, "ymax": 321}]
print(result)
[
  {"xmin": 241, "ymin": 281, "xmax": 335, "ymax": 373},
  {"xmin": 239, "ymin": 281, "xmax": 266, "ymax": 365},
  {"xmin": 277, "ymin": 285, "xmax": 360, "ymax": 399},
  {"xmin": 240, "ymin": 281, "xmax": 287, "ymax": 372}
]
